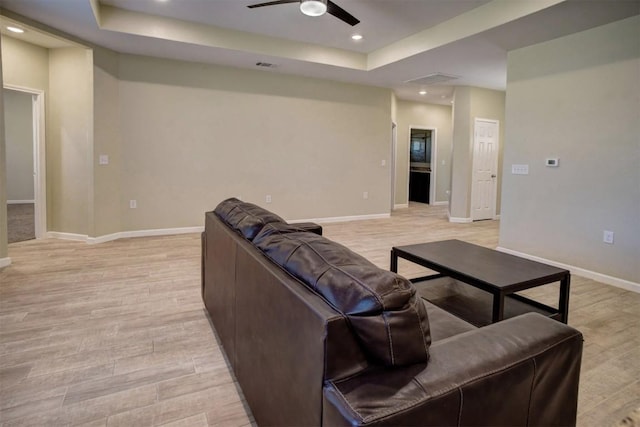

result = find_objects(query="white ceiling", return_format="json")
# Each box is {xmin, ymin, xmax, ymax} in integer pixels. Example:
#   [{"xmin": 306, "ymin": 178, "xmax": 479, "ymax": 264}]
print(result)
[{"xmin": 1, "ymin": 0, "xmax": 638, "ymax": 105}]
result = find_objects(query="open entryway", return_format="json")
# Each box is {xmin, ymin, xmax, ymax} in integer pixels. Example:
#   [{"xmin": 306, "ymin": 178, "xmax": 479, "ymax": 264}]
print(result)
[
  {"xmin": 471, "ymin": 118, "xmax": 499, "ymax": 221},
  {"xmin": 408, "ymin": 127, "xmax": 436, "ymax": 205},
  {"xmin": 3, "ymin": 85, "xmax": 46, "ymax": 242}
]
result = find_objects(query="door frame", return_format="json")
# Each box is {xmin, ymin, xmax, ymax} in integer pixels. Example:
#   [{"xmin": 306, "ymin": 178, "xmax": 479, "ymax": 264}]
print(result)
[
  {"xmin": 471, "ymin": 117, "xmax": 499, "ymax": 221},
  {"xmin": 390, "ymin": 122, "xmax": 397, "ymax": 211},
  {"xmin": 4, "ymin": 84, "xmax": 47, "ymax": 239},
  {"xmin": 408, "ymin": 126, "xmax": 437, "ymax": 205}
]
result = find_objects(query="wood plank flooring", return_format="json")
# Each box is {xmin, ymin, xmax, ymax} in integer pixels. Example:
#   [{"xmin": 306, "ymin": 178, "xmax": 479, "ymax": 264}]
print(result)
[{"xmin": 1, "ymin": 203, "xmax": 638, "ymax": 426}]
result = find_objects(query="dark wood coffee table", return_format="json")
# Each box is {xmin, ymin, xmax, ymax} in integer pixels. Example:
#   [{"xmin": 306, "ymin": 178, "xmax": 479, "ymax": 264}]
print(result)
[{"xmin": 390, "ymin": 239, "xmax": 570, "ymax": 325}]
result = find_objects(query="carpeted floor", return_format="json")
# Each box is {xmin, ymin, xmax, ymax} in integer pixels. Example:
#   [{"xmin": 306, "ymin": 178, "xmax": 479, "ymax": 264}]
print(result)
[{"xmin": 7, "ymin": 203, "xmax": 35, "ymax": 243}]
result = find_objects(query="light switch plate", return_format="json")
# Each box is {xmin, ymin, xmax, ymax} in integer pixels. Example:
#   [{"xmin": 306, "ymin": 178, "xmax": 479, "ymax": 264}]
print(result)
[
  {"xmin": 512, "ymin": 164, "xmax": 529, "ymax": 175},
  {"xmin": 99, "ymin": 154, "xmax": 109, "ymax": 165}
]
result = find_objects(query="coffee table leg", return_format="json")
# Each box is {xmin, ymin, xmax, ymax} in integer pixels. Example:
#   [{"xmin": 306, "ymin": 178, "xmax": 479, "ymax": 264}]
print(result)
[
  {"xmin": 492, "ymin": 292, "xmax": 505, "ymax": 323},
  {"xmin": 390, "ymin": 249, "xmax": 398, "ymax": 273},
  {"xmin": 559, "ymin": 274, "xmax": 571, "ymax": 323}
]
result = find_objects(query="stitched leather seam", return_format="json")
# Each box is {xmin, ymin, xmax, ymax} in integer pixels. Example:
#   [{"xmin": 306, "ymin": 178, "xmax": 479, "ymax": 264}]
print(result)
[
  {"xmin": 457, "ymin": 388, "xmax": 463, "ymax": 426},
  {"xmin": 353, "ymin": 332, "xmax": 581, "ymax": 423},
  {"xmin": 382, "ymin": 312, "xmax": 395, "ymax": 365},
  {"xmin": 414, "ymin": 302, "xmax": 430, "ymax": 358},
  {"xmin": 325, "ymin": 380, "xmax": 366, "ymax": 423},
  {"xmin": 526, "ymin": 358, "xmax": 537, "ymax": 426}
]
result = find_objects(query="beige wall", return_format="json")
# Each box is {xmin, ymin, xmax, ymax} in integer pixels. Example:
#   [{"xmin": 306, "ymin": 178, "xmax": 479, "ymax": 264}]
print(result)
[
  {"xmin": 2, "ymin": 33, "xmax": 393, "ymax": 239},
  {"xmin": 395, "ymin": 100, "xmax": 453, "ymax": 205},
  {"xmin": 48, "ymin": 47, "xmax": 94, "ymax": 235},
  {"xmin": 450, "ymin": 86, "xmax": 505, "ymax": 220},
  {"xmin": 115, "ymin": 54, "xmax": 392, "ymax": 229},
  {"xmin": 93, "ymin": 48, "xmax": 121, "ymax": 237},
  {"xmin": 0, "ymin": 39, "xmax": 7, "ymax": 262},
  {"xmin": 4, "ymin": 89, "xmax": 34, "ymax": 201},
  {"xmin": 1, "ymin": 36, "xmax": 49, "ymax": 91},
  {"xmin": 500, "ymin": 15, "xmax": 640, "ymax": 283}
]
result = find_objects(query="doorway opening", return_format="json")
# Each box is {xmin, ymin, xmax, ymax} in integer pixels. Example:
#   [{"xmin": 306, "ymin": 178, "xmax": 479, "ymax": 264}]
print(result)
[
  {"xmin": 3, "ymin": 85, "xmax": 46, "ymax": 242},
  {"xmin": 408, "ymin": 127, "xmax": 436, "ymax": 205}
]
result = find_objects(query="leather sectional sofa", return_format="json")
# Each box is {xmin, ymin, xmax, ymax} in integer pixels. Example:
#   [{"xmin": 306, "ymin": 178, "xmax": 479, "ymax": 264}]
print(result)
[{"xmin": 201, "ymin": 198, "xmax": 583, "ymax": 426}]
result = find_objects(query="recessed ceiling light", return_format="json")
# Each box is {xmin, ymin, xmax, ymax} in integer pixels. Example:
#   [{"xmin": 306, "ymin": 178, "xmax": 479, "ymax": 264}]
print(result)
[
  {"xmin": 7, "ymin": 26, "xmax": 25, "ymax": 34},
  {"xmin": 351, "ymin": 34, "xmax": 363, "ymax": 41},
  {"xmin": 419, "ymin": 90, "xmax": 427, "ymax": 95}
]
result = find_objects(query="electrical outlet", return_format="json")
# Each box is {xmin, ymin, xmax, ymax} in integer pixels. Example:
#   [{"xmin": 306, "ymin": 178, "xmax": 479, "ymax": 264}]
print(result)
[
  {"xmin": 266, "ymin": 195, "xmax": 272, "ymax": 204},
  {"xmin": 99, "ymin": 154, "xmax": 109, "ymax": 165},
  {"xmin": 381, "ymin": 159, "xmax": 386, "ymax": 167},
  {"xmin": 603, "ymin": 230, "xmax": 614, "ymax": 244},
  {"xmin": 129, "ymin": 200, "xmax": 137, "ymax": 209},
  {"xmin": 363, "ymin": 191, "xmax": 369, "ymax": 199}
]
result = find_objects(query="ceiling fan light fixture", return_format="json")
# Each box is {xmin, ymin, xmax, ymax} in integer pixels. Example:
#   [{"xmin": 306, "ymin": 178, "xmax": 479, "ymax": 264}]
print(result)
[{"xmin": 300, "ymin": 0, "xmax": 327, "ymax": 17}]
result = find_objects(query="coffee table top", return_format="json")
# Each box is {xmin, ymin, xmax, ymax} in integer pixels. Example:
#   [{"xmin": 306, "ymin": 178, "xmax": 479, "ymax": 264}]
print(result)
[{"xmin": 392, "ymin": 239, "xmax": 569, "ymax": 292}]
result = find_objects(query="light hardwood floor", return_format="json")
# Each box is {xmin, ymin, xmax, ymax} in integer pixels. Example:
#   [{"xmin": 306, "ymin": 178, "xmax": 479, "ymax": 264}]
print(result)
[{"xmin": 1, "ymin": 203, "xmax": 638, "ymax": 426}]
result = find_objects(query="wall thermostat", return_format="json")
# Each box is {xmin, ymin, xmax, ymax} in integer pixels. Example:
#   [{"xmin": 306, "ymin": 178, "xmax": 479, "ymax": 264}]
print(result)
[{"xmin": 545, "ymin": 158, "xmax": 559, "ymax": 167}]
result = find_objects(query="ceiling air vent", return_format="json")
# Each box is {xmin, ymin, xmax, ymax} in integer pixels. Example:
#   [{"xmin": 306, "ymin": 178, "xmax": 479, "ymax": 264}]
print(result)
[
  {"xmin": 405, "ymin": 73, "xmax": 460, "ymax": 85},
  {"xmin": 256, "ymin": 62, "xmax": 277, "ymax": 68}
]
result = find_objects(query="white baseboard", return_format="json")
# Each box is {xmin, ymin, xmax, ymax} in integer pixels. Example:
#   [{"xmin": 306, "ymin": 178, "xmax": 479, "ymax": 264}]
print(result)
[
  {"xmin": 448, "ymin": 216, "xmax": 472, "ymax": 223},
  {"xmin": 289, "ymin": 213, "xmax": 390, "ymax": 224},
  {"xmin": 393, "ymin": 204, "xmax": 409, "ymax": 210},
  {"xmin": 432, "ymin": 201, "xmax": 449, "ymax": 206},
  {"xmin": 0, "ymin": 257, "xmax": 12, "ymax": 268},
  {"xmin": 496, "ymin": 246, "xmax": 640, "ymax": 294},
  {"xmin": 7, "ymin": 200, "xmax": 35, "ymax": 204},
  {"xmin": 46, "ymin": 231, "xmax": 88, "ymax": 241},
  {"xmin": 46, "ymin": 227, "xmax": 204, "ymax": 245},
  {"xmin": 87, "ymin": 226, "xmax": 204, "ymax": 244},
  {"xmin": 46, "ymin": 215, "xmax": 390, "ymax": 245}
]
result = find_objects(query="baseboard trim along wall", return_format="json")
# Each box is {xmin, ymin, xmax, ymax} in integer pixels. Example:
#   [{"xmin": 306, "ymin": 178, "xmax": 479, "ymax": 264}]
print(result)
[
  {"xmin": 44, "ymin": 213, "xmax": 392, "ymax": 245},
  {"xmin": 0, "ymin": 257, "xmax": 12, "ymax": 268},
  {"xmin": 497, "ymin": 246, "xmax": 640, "ymax": 294},
  {"xmin": 448, "ymin": 216, "xmax": 472, "ymax": 223},
  {"xmin": 393, "ymin": 204, "xmax": 409, "ymax": 210},
  {"xmin": 87, "ymin": 227, "xmax": 205, "ymax": 244},
  {"xmin": 289, "ymin": 213, "xmax": 390, "ymax": 224},
  {"xmin": 46, "ymin": 232, "xmax": 88, "ymax": 241},
  {"xmin": 7, "ymin": 200, "xmax": 35, "ymax": 204}
]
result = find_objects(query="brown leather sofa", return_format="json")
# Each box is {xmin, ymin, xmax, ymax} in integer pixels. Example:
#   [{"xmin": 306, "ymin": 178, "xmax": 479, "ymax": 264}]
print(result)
[{"xmin": 201, "ymin": 198, "xmax": 583, "ymax": 427}]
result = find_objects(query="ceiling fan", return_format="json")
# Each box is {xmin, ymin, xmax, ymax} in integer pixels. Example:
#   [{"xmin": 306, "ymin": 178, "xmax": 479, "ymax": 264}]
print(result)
[{"xmin": 247, "ymin": 0, "xmax": 360, "ymax": 26}]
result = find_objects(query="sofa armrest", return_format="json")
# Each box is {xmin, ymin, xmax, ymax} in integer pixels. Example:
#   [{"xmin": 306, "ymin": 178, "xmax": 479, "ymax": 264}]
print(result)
[
  {"xmin": 323, "ymin": 313, "xmax": 583, "ymax": 427},
  {"xmin": 292, "ymin": 222, "xmax": 323, "ymax": 235}
]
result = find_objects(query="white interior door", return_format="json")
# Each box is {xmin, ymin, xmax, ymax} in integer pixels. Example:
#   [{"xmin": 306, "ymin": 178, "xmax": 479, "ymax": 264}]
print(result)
[{"xmin": 471, "ymin": 118, "xmax": 499, "ymax": 221}]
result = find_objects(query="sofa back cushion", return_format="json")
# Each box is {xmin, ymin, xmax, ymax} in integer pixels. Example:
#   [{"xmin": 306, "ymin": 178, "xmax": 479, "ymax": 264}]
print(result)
[
  {"xmin": 254, "ymin": 223, "xmax": 431, "ymax": 366},
  {"xmin": 214, "ymin": 198, "xmax": 286, "ymax": 241}
]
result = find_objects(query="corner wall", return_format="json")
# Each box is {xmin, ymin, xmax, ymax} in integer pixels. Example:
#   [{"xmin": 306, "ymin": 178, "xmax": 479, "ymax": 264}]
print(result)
[
  {"xmin": 499, "ymin": 15, "xmax": 640, "ymax": 285},
  {"xmin": 47, "ymin": 47, "xmax": 94, "ymax": 235}
]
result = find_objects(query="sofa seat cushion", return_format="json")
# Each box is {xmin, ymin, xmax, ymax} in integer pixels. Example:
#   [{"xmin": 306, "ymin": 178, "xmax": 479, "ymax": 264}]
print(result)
[
  {"xmin": 254, "ymin": 223, "xmax": 431, "ymax": 367},
  {"xmin": 214, "ymin": 198, "xmax": 286, "ymax": 241},
  {"xmin": 422, "ymin": 300, "xmax": 476, "ymax": 343}
]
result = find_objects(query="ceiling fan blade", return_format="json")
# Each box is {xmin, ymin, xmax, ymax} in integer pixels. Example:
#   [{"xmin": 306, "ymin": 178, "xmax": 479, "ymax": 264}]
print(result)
[
  {"xmin": 326, "ymin": 0, "xmax": 360, "ymax": 26},
  {"xmin": 247, "ymin": 0, "xmax": 298, "ymax": 9}
]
